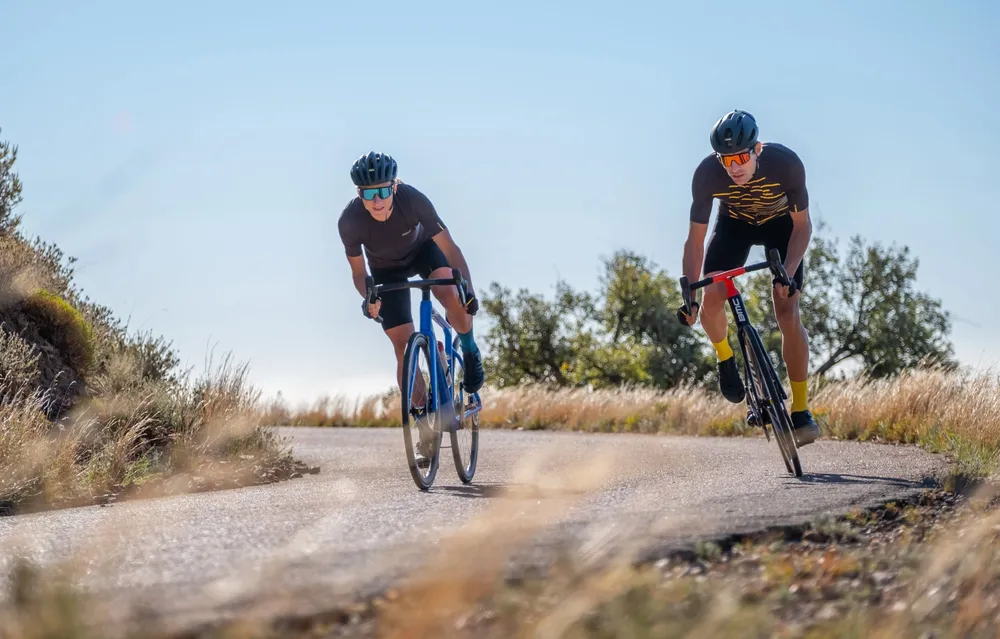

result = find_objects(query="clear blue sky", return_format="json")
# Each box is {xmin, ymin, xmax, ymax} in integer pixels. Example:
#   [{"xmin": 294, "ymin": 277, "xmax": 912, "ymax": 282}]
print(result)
[{"xmin": 2, "ymin": 0, "xmax": 998, "ymax": 404}]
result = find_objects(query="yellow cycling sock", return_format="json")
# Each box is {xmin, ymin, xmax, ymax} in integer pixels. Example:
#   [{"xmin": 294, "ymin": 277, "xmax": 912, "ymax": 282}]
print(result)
[
  {"xmin": 790, "ymin": 380, "xmax": 809, "ymax": 413},
  {"xmin": 713, "ymin": 338, "xmax": 734, "ymax": 362}
]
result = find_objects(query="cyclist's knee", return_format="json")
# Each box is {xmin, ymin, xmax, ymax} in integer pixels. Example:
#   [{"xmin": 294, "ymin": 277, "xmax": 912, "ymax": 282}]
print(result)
[
  {"xmin": 428, "ymin": 269, "xmax": 460, "ymax": 304},
  {"xmin": 386, "ymin": 324, "xmax": 413, "ymax": 354},
  {"xmin": 432, "ymin": 286, "xmax": 460, "ymax": 308},
  {"xmin": 701, "ymin": 281, "xmax": 727, "ymax": 313},
  {"xmin": 773, "ymin": 299, "xmax": 801, "ymax": 328}
]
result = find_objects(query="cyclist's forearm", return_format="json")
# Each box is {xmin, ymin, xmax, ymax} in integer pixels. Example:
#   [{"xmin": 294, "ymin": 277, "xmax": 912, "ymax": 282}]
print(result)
[
  {"xmin": 682, "ymin": 240, "xmax": 704, "ymax": 302},
  {"xmin": 445, "ymin": 247, "xmax": 475, "ymax": 295},
  {"xmin": 352, "ymin": 271, "xmax": 368, "ymax": 298},
  {"xmin": 784, "ymin": 221, "xmax": 812, "ymax": 277}
]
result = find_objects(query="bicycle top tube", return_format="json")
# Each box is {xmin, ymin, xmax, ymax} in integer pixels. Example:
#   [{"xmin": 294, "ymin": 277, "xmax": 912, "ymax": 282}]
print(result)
[
  {"xmin": 685, "ymin": 260, "xmax": 771, "ymax": 293},
  {"xmin": 683, "ymin": 248, "xmax": 790, "ymax": 294}
]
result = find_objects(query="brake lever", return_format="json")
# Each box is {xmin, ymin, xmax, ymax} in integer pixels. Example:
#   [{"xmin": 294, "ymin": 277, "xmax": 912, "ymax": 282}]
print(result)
[
  {"xmin": 767, "ymin": 249, "xmax": 791, "ymax": 287},
  {"xmin": 364, "ymin": 276, "xmax": 383, "ymax": 323},
  {"xmin": 451, "ymin": 267, "xmax": 469, "ymax": 306},
  {"xmin": 679, "ymin": 276, "xmax": 694, "ymax": 315}
]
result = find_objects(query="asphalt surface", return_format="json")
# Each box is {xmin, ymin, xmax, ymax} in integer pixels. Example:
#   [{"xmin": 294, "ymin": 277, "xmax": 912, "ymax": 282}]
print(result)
[{"xmin": 0, "ymin": 427, "xmax": 948, "ymax": 632}]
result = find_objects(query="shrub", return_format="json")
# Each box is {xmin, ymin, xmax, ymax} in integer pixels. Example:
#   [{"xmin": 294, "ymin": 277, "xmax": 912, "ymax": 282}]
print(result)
[{"xmin": 21, "ymin": 290, "xmax": 95, "ymax": 377}]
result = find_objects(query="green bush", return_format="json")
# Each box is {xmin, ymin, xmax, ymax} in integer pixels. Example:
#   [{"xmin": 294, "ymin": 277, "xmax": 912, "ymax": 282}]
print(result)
[{"xmin": 22, "ymin": 290, "xmax": 95, "ymax": 376}]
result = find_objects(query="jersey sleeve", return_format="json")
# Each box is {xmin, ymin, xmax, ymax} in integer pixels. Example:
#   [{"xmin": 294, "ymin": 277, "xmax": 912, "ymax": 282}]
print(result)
[
  {"xmin": 406, "ymin": 185, "xmax": 448, "ymax": 236},
  {"xmin": 783, "ymin": 151, "xmax": 809, "ymax": 213},
  {"xmin": 689, "ymin": 158, "xmax": 716, "ymax": 224},
  {"xmin": 337, "ymin": 208, "xmax": 363, "ymax": 258}
]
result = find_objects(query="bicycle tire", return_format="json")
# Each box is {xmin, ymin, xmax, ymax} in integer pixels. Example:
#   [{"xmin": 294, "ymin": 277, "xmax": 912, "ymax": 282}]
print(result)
[
  {"xmin": 400, "ymin": 332, "xmax": 441, "ymax": 490},
  {"xmin": 740, "ymin": 345, "xmax": 789, "ymax": 472},
  {"xmin": 740, "ymin": 326, "xmax": 803, "ymax": 477},
  {"xmin": 448, "ymin": 336, "xmax": 479, "ymax": 484}
]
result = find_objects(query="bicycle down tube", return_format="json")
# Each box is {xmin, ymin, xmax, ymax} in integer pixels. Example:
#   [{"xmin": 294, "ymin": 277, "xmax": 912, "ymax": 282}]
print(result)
[{"xmin": 431, "ymin": 308, "xmax": 483, "ymax": 423}]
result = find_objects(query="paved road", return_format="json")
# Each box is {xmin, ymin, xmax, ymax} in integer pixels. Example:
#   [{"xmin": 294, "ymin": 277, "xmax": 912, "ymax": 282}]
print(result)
[{"xmin": 0, "ymin": 427, "xmax": 948, "ymax": 632}]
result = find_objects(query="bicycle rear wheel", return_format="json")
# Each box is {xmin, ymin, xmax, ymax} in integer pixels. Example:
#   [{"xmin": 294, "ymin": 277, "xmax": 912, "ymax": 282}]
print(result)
[
  {"xmin": 400, "ymin": 332, "xmax": 441, "ymax": 490},
  {"xmin": 448, "ymin": 336, "xmax": 480, "ymax": 484},
  {"xmin": 740, "ymin": 326, "xmax": 803, "ymax": 477}
]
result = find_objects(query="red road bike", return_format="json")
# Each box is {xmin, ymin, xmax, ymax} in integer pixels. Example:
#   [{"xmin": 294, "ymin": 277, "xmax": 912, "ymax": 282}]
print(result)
[{"xmin": 679, "ymin": 248, "xmax": 803, "ymax": 477}]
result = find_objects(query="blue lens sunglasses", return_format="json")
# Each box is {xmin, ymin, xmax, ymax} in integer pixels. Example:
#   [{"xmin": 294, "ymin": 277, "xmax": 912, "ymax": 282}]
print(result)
[{"xmin": 360, "ymin": 186, "xmax": 393, "ymax": 201}]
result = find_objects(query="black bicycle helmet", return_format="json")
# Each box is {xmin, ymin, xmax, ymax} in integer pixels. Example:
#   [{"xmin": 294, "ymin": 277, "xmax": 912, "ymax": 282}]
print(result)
[
  {"xmin": 350, "ymin": 151, "xmax": 398, "ymax": 186},
  {"xmin": 710, "ymin": 110, "xmax": 759, "ymax": 154}
]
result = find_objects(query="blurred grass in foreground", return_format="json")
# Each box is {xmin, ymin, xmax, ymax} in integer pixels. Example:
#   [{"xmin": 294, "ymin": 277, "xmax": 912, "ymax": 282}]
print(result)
[{"xmin": 2, "ymin": 465, "xmax": 997, "ymax": 638}]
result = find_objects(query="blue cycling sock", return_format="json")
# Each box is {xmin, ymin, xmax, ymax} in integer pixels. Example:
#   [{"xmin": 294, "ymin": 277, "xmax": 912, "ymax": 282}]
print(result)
[{"xmin": 457, "ymin": 326, "xmax": 479, "ymax": 355}]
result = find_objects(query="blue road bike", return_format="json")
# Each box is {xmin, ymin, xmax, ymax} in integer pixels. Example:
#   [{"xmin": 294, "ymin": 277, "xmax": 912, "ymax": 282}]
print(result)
[{"xmin": 365, "ymin": 268, "xmax": 483, "ymax": 491}]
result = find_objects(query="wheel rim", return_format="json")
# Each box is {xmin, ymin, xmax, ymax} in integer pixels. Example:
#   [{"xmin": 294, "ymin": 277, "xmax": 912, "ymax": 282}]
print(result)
[
  {"xmin": 744, "ymin": 332, "xmax": 796, "ymax": 474},
  {"xmin": 402, "ymin": 336, "xmax": 438, "ymax": 487},
  {"xmin": 450, "ymin": 339, "xmax": 478, "ymax": 481}
]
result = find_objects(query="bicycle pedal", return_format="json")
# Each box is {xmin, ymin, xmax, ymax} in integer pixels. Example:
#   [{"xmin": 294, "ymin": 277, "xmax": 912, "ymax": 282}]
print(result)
[{"xmin": 747, "ymin": 409, "xmax": 770, "ymax": 428}]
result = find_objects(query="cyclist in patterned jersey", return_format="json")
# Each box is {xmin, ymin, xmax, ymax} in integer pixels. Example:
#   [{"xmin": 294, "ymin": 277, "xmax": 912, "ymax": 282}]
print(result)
[
  {"xmin": 338, "ymin": 152, "xmax": 485, "ymax": 404},
  {"xmin": 677, "ymin": 110, "xmax": 821, "ymax": 446}
]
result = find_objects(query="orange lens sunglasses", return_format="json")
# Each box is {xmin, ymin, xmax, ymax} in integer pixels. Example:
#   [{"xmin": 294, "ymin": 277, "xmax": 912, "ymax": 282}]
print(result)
[{"xmin": 718, "ymin": 151, "xmax": 752, "ymax": 168}]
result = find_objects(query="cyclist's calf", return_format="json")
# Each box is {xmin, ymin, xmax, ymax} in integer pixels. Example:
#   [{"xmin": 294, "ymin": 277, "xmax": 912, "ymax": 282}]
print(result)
[
  {"xmin": 772, "ymin": 293, "xmax": 802, "ymax": 333},
  {"xmin": 386, "ymin": 323, "xmax": 416, "ymax": 388},
  {"xmin": 772, "ymin": 292, "xmax": 809, "ymax": 382}
]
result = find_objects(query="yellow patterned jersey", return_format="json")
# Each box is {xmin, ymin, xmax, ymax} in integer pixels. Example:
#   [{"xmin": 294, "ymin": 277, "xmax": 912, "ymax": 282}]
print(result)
[{"xmin": 689, "ymin": 142, "xmax": 808, "ymax": 226}]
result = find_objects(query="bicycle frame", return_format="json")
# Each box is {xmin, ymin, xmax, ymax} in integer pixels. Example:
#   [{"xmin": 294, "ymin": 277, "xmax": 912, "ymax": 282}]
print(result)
[
  {"xmin": 679, "ymin": 249, "xmax": 803, "ymax": 476},
  {"xmin": 366, "ymin": 269, "xmax": 482, "ymax": 427},
  {"xmin": 679, "ymin": 248, "xmax": 791, "ymax": 331},
  {"xmin": 679, "ymin": 248, "xmax": 794, "ymax": 407}
]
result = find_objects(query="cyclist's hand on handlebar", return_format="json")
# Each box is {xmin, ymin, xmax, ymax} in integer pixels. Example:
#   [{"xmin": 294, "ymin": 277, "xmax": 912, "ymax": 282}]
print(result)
[
  {"xmin": 464, "ymin": 292, "xmax": 479, "ymax": 316},
  {"xmin": 772, "ymin": 277, "xmax": 799, "ymax": 300},
  {"xmin": 676, "ymin": 302, "xmax": 700, "ymax": 327},
  {"xmin": 362, "ymin": 297, "xmax": 381, "ymax": 320}
]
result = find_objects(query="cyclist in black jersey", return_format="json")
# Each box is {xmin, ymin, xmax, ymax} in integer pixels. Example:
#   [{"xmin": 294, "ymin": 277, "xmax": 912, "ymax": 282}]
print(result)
[
  {"xmin": 677, "ymin": 110, "xmax": 821, "ymax": 446},
  {"xmin": 338, "ymin": 152, "xmax": 485, "ymax": 404}
]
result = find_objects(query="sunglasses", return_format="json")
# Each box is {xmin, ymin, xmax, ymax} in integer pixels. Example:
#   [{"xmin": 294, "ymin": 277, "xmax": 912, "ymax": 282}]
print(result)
[
  {"xmin": 717, "ymin": 150, "xmax": 752, "ymax": 168},
  {"xmin": 360, "ymin": 186, "xmax": 394, "ymax": 201}
]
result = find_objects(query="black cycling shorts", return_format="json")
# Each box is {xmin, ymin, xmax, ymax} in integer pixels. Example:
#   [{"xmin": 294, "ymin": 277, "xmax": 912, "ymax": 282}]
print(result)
[
  {"xmin": 703, "ymin": 214, "xmax": 805, "ymax": 289},
  {"xmin": 370, "ymin": 239, "xmax": 451, "ymax": 331}
]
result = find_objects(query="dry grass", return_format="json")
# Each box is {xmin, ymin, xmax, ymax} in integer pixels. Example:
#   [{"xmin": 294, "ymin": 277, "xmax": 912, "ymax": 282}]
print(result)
[
  {"xmin": 0, "ymin": 196, "xmax": 301, "ymax": 514},
  {"xmin": 262, "ymin": 392, "xmax": 397, "ymax": 428},
  {"xmin": 0, "ymin": 347, "xmax": 296, "ymax": 514},
  {"xmin": 816, "ymin": 367, "xmax": 1000, "ymax": 477},
  {"xmin": 269, "ymin": 366, "xmax": 1000, "ymax": 477}
]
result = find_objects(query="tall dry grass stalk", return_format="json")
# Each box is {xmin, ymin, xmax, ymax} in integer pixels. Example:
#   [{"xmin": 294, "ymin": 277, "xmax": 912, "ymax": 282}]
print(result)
[{"xmin": 0, "ymin": 387, "xmax": 78, "ymax": 508}]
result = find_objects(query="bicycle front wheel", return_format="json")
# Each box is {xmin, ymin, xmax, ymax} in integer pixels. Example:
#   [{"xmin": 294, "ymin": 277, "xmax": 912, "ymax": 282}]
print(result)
[
  {"xmin": 401, "ymin": 332, "xmax": 441, "ymax": 490},
  {"xmin": 449, "ymin": 336, "xmax": 480, "ymax": 484},
  {"xmin": 741, "ymin": 326, "xmax": 803, "ymax": 478}
]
